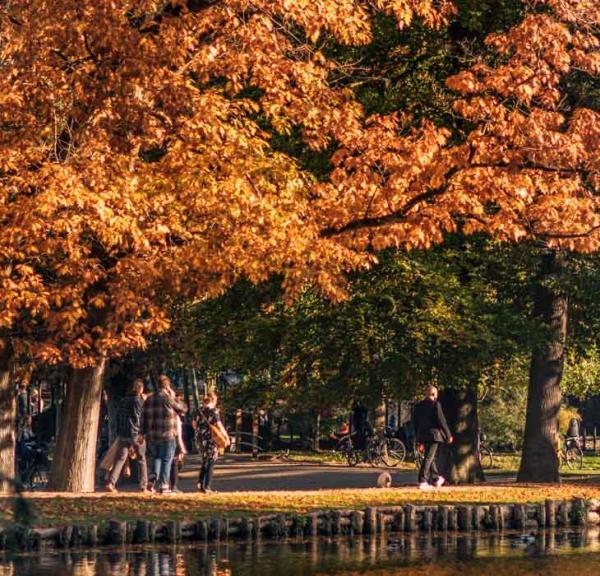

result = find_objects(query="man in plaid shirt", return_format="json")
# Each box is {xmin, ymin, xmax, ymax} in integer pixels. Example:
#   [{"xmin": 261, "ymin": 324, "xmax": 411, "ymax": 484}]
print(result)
[{"xmin": 142, "ymin": 375, "xmax": 187, "ymax": 494}]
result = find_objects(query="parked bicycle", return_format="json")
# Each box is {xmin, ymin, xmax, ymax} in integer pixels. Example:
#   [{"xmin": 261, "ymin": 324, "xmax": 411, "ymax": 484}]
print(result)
[
  {"xmin": 334, "ymin": 432, "xmax": 361, "ymax": 467},
  {"xmin": 335, "ymin": 430, "xmax": 407, "ymax": 468},
  {"xmin": 17, "ymin": 440, "xmax": 50, "ymax": 490},
  {"xmin": 477, "ymin": 430, "xmax": 494, "ymax": 470},
  {"xmin": 412, "ymin": 433, "xmax": 494, "ymax": 471},
  {"xmin": 559, "ymin": 435, "xmax": 583, "ymax": 469},
  {"xmin": 367, "ymin": 429, "xmax": 407, "ymax": 467}
]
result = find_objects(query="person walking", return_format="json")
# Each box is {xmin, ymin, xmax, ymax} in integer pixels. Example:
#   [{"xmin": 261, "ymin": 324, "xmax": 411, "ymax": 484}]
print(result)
[
  {"xmin": 142, "ymin": 375, "xmax": 187, "ymax": 494},
  {"xmin": 195, "ymin": 392, "xmax": 228, "ymax": 494},
  {"xmin": 105, "ymin": 379, "xmax": 148, "ymax": 493},
  {"xmin": 413, "ymin": 385, "xmax": 453, "ymax": 490},
  {"xmin": 169, "ymin": 393, "xmax": 187, "ymax": 494}
]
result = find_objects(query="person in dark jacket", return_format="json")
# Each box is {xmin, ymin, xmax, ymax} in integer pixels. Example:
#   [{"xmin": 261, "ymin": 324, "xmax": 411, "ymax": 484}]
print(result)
[
  {"xmin": 106, "ymin": 379, "xmax": 148, "ymax": 493},
  {"xmin": 413, "ymin": 385, "xmax": 453, "ymax": 490}
]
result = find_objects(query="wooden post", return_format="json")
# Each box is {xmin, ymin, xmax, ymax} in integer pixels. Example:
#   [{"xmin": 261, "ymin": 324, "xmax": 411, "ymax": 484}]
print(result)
[
  {"xmin": 365, "ymin": 507, "xmax": 377, "ymax": 534},
  {"xmin": 308, "ymin": 513, "xmax": 319, "ymax": 536},
  {"xmin": 594, "ymin": 427, "xmax": 597, "ymax": 453},
  {"xmin": 557, "ymin": 501, "xmax": 569, "ymax": 527},
  {"xmin": 252, "ymin": 410, "xmax": 259, "ymax": 458},
  {"xmin": 351, "ymin": 511, "xmax": 365, "ymax": 534},
  {"xmin": 545, "ymin": 500, "xmax": 556, "ymax": 527},
  {"xmin": 235, "ymin": 409, "xmax": 243, "ymax": 453},
  {"xmin": 423, "ymin": 508, "xmax": 433, "ymax": 531},
  {"xmin": 458, "ymin": 506, "xmax": 471, "ymax": 531},
  {"xmin": 404, "ymin": 505, "xmax": 416, "ymax": 532},
  {"xmin": 437, "ymin": 506, "xmax": 448, "ymax": 531},
  {"xmin": 513, "ymin": 505, "xmax": 526, "ymax": 529},
  {"xmin": 583, "ymin": 427, "xmax": 587, "ymax": 451}
]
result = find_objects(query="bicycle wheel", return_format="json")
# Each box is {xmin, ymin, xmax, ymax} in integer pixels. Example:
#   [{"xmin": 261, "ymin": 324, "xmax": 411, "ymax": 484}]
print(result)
[
  {"xmin": 479, "ymin": 446, "xmax": 494, "ymax": 470},
  {"xmin": 565, "ymin": 446, "xmax": 583, "ymax": 470},
  {"xmin": 345, "ymin": 449, "xmax": 359, "ymax": 467},
  {"xmin": 382, "ymin": 439, "xmax": 406, "ymax": 467},
  {"xmin": 366, "ymin": 443, "xmax": 381, "ymax": 467}
]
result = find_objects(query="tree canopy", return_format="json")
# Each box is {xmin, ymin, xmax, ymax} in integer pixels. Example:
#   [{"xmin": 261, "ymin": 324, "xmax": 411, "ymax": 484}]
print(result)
[{"xmin": 2, "ymin": 0, "xmax": 597, "ymax": 370}]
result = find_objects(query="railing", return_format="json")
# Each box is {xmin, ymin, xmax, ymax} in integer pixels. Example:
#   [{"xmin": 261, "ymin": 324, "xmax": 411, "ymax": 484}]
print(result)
[
  {"xmin": 581, "ymin": 426, "xmax": 599, "ymax": 452},
  {"xmin": 229, "ymin": 431, "xmax": 265, "ymax": 457}
]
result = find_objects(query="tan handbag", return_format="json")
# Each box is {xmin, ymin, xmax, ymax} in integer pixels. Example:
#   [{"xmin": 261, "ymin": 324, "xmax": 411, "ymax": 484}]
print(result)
[
  {"xmin": 209, "ymin": 422, "xmax": 230, "ymax": 450},
  {"xmin": 199, "ymin": 407, "xmax": 230, "ymax": 449}
]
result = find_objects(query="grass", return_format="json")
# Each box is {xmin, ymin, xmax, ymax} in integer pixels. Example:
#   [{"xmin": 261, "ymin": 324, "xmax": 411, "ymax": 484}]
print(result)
[
  {"xmin": 4, "ymin": 451, "xmax": 600, "ymax": 528},
  {"xmin": 285, "ymin": 451, "xmax": 600, "ymax": 476},
  {"xmin": 2, "ymin": 482, "xmax": 600, "ymax": 527}
]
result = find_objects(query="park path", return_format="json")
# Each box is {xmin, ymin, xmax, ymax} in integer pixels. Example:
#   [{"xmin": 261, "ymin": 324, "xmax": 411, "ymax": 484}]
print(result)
[{"xmin": 175, "ymin": 454, "xmax": 513, "ymax": 492}]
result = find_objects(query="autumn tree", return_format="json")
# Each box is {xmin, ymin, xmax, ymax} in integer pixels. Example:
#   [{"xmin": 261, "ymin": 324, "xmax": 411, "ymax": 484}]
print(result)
[
  {"xmin": 2, "ymin": 0, "xmax": 597, "ymax": 491},
  {"xmin": 445, "ymin": 0, "xmax": 600, "ymax": 482},
  {"xmin": 315, "ymin": 0, "xmax": 598, "ymax": 482},
  {"xmin": 0, "ymin": 0, "xmax": 456, "ymax": 492}
]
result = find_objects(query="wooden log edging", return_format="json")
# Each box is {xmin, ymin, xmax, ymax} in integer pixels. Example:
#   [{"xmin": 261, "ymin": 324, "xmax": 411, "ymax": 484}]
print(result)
[{"xmin": 2, "ymin": 497, "xmax": 600, "ymax": 551}]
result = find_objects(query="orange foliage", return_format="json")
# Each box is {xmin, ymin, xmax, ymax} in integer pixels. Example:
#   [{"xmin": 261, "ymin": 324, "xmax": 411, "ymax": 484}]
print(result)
[
  {"xmin": 0, "ymin": 0, "xmax": 598, "ymax": 368},
  {"xmin": 322, "ymin": 1, "xmax": 600, "ymax": 253}
]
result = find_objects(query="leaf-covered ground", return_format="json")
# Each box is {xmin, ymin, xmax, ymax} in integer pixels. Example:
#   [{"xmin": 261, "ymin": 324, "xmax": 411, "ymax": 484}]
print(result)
[{"xmin": 2, "ymin": 482, "xmax": 600, "ymax": 527}]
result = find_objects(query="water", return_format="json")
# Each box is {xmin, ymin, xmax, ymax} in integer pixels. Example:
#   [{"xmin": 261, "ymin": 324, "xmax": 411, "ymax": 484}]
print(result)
[{"xmin": 4, "ymin": 529, "xmax": 600, "ymax": 575}]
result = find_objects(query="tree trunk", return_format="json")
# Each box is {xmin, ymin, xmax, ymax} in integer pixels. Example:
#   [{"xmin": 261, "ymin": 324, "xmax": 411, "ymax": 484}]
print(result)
[
  {"xmin": 190, "ymin": 368, "xmax": 201, "ymax": 410},
  {"xmin": 0, "ymin": 342, "xmax": 15, "ymax": 494},
  {"xmin": 440, "ymin": 387, "xmax": 484, "ymax": 484},
  {"xmin": 49, "ymin": 359, "xmax": 107, "ymax": 492},
  {"xmin": 251, "ymin": 410, "xmax": 259, "ymax": 458},
  {"xmin": 374, "ymin": 397, "xmax": 386, "ymax": 433},
  {"xmin": 313, "ymin": 412, "xmax": 321, "ymax": 452},
  {"xmin": 518, "ymin": 252, "xmax": 566, "ymax": 483}
]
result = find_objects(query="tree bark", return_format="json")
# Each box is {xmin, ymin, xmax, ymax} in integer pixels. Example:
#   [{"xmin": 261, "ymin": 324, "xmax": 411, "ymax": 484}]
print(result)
[
  {"xmin": 0, "ymin": 342, "xmax": 15, "ymax": 494},
  {"xmin": 374, "ymin": 397, "xmax": 387, "ymax": 433},
  {"xmin": 518, "ymin": 251, "xmax": 566, "ymax": 483},
  {"xmin": 313, "ymin": 412, "xmax": 321, "ymax": 452},
  {"xmin": 440, "ymin": 387, "xmax": 484, "ymax": 484},
  {"xmin": 49, "ymin": 359, "xmax": 107, "ymax": 492}
]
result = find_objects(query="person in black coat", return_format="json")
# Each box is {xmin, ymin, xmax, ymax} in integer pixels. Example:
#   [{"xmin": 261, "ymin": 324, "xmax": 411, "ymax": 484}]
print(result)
[
  {"xmin": 105, "ymin": 379, "xmax": 148, "ymax": 493},
  {"xmin": 413, "ymin": 385, "xmax": 453, "ymax": 489}
]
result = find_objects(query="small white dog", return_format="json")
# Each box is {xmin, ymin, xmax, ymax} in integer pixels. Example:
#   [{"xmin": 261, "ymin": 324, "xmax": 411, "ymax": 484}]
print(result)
[{"xmin": 377, "ymin": 471, "xmax": 392, "ymax": 488}]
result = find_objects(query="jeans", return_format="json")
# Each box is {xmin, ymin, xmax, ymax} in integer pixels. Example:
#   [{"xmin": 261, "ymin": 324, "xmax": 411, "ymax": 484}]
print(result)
[
  {"xmin": 148, "ymin": 438, "xmax": 177, "ymax": 490},
  {"xmin": 418, "ymin": 442, "xmax": 440, "ymax": 484},
  {"xmin": 108, "ymin": 437, "xmax": 147, "ymax": 490}
]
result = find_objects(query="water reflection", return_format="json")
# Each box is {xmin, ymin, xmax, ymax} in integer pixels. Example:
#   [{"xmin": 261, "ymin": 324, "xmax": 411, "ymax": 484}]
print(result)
[{"xmin": 4, "ymin": 529, "xmax": 600, "ymax": 576}]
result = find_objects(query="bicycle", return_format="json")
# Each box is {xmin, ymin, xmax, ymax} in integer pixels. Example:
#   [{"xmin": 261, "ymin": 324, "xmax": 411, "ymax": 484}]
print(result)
[
  {"xmin": 477, "ymin": 431, "xmax": 494, "ymax": 469},
  {"xmin": 17, "ymin": 441, "xmax": 50, "ymax": 490},
  {"xmin": 366, "ymin": 430, "xmax": 407, "ymax": 467},
  {"xmin": 559, "ymin": 435, "xmax": 583, "ymax": 469},
  {"xmin": 334, "ymin": 432, "xmax": 361, "ymax": 467}
]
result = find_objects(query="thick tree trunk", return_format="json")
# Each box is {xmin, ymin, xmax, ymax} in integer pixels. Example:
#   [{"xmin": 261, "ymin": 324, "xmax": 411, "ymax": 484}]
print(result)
[
  {"xmin": 374, "ymin": 398, "xmax": 387, "ymax": 433},
  {"xmin": 518, "ymin": 252, "xmax": 566, "ymax": 483},
  {"xmin": 49, "ymin": 360, "xmax": 106, "ymax": 492},
  {"xmin": 440, "ymin": 387, "xmax": 484, "ymax": 484},
  {"xmin": 0, "ymin": 343, "xmax": 15, "ymax": 494}
]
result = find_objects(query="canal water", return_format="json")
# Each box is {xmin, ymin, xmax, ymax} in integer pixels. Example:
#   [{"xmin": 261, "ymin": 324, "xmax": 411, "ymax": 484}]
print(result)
[{"xmin": 4, "ymin": 529, "xmax": 600, "ymax": 575}]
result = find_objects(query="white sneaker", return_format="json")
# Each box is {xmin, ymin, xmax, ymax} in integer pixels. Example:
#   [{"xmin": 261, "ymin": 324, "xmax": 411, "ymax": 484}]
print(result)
[
  {"xmin": 435, "ymin": 476, "xmax": 446, "ymax": 488},
  {"xmin": 418, "ymin": 482, "xmax": 432, "ymax": 491}
]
